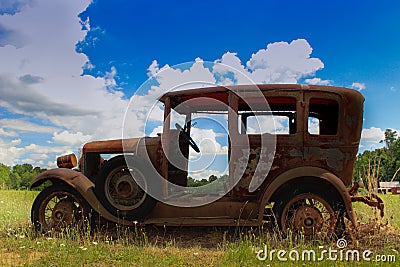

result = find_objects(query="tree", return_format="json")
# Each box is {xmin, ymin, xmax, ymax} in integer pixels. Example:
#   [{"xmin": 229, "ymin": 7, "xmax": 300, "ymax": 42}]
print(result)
[
  {"xmin": 380, "ymin": 128, "xmax": 398, "ymax": 149},
  {"xmin": 0, "ymin": 162, "xmax": 47, "ymax": 190},
  {"xmin": 354, "ymin": 130, "xmax": 400, "ymax": 184},
  {"xmin": 208, "ymin": 175, "xmax": 218, "ymax": 183},
  {"xmin": 0, "ymin": 163, "xmax": 11, "ymax": 189}
]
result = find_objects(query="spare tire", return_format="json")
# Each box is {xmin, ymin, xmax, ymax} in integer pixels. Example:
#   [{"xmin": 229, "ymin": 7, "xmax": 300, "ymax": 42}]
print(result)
[{"xmin": 94, "ymin": 155, "xmax": 157, "ymax": 220}]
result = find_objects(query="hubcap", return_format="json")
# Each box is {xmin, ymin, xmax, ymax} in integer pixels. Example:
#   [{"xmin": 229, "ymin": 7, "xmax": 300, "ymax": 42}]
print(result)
[
  {"xmin": 293, "ymin": 205, "xmax": 323, "ymax": 235},
  {"xmin": 281, "ymin": 193, "xmax": 335, "ymax": 237},
  {"xmin": 105, "ymin": 167, "xmax": 146, "ymax": 211},
  {"xmin": 115, "ymin": 175, "xmax": 137, "ymax": 199}
]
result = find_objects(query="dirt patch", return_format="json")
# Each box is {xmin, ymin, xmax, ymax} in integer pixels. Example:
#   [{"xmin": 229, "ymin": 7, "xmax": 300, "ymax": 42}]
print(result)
[{"xmin": 0, "ymin": 248, "xmax": 46, "ymax": 267}]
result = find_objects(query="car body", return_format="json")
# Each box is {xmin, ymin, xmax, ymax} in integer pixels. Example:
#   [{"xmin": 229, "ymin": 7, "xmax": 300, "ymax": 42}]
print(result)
[{"xmin": 31, "ymin": 84, "xmax": 364, "ymax": 237}]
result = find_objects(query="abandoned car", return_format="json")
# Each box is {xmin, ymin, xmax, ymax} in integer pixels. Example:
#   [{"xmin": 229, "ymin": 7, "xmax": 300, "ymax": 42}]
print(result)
[{"xmin": 30, "ymin": 84, "xmax": 376, "ymax": 237}]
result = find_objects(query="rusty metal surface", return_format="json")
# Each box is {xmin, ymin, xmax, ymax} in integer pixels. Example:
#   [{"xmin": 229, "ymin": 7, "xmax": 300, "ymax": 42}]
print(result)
[
  {"xmin": 351, "ymin": 194, "xmax": 385, "ymax": 217},
  {"xmin": 56, "ymin": 153, "xmax": 77, "ymax": 169},
  {"xmin": 348, "ymin": 182, "xmax": 385, "ymax": 217},
  {"xmin": 30, "ymin": 168, "xmax": 94, "ymax": 192},
  {"xmin": 148, "ymin": 198, "xmax": 258, "ymax": 220},
  {"xmin": 30, "ymin": 169, "xmax": 136, "ymax": 226},
  {"xmin": 282, "ymin": 193, "xmax": 333, "ymax": 237},
  {"xmin": 256, "ymin": 166, "xmax": 357, "ymax": 227},
  {"xmin": 82, "ymin": 138, "xmax": 141, "ymax": 153}
]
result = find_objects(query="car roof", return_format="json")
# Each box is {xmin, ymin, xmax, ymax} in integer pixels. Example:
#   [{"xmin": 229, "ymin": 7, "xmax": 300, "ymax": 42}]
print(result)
[{"xmin": 158, "ymin": 84, "xmax": 364, "ymax": 107}]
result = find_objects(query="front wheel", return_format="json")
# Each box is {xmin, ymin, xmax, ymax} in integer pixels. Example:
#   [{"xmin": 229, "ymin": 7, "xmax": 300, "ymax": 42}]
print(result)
[{"xmin": 31, "ymin": 184, "xmax": 91, "ymax": 233}]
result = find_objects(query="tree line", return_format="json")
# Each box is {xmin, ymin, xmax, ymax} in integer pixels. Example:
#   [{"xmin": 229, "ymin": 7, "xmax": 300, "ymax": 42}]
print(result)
[
  {"xmin": 353, "ymin": 129, "xmax": 400, "ymax": 187},
  {"xmin": 0, "ymin": 163, "xmax": 47, "ymax": 190}
]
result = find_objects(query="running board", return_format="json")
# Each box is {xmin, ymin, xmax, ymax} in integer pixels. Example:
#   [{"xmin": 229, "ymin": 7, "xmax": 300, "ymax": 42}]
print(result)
[{"xmin": 142, "ymin": 217, "xmax": 260, "ymax": 226}]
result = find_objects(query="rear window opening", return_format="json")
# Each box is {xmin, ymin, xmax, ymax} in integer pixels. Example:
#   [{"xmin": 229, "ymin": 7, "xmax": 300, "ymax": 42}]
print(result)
[{"xmin": 308, "ymin": 98, "xmax": 339, "ymax": 135}]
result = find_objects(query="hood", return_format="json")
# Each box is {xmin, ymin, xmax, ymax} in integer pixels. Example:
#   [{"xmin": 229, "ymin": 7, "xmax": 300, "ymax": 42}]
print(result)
[{"xmin": 82, "ymin": 137, "xmax": 143, "ymax": 154}]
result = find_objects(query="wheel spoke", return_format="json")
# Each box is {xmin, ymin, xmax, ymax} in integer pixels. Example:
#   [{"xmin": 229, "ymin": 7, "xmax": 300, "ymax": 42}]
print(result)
[{"xmin": 32, "ymin": 185, "xmax": 88, "ymax": 233}]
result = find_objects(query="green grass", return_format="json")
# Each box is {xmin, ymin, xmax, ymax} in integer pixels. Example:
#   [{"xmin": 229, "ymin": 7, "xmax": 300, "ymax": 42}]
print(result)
[
  {"xmin": 0, "ymin": 190, "xmax": 399, "ymax": 266},
  {"xmin": 353, "ymin": 193, "xmax": 400, "ymax": 228},
  {"xmin": 0, "ymin": 190, "xmax": 37, "ymax": 230}
]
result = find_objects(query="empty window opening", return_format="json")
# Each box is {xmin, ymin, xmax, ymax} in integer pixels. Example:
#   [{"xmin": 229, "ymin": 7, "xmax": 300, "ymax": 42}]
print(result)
[{"xmin": 308, "ymin": 98, "xmax": 339, "ymax": 135}]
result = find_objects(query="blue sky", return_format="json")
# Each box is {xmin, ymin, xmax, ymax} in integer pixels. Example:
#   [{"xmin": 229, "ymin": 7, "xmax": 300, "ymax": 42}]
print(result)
[{"xmin": 0, "ymin": 0, "xmax": 400, "ymax": 176}]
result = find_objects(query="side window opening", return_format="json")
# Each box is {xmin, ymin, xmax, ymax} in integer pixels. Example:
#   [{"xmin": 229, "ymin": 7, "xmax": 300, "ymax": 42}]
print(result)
[
  {"xmin": 238, "ymin": 97, "xmax": 297, "ymax": 135},
  {"xmin": 308, "ymin": 98, "xmax": 339, "ymax": 135}
]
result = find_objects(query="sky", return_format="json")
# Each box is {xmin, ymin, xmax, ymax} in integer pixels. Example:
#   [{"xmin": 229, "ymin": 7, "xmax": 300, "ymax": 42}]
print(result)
[{"xmin": 0, "ymin": 0, "xmax": 400, "ymax": 179}]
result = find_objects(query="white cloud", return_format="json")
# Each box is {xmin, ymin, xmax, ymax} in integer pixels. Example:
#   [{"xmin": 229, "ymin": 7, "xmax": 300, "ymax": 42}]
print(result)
[
  {"xmin": 146, "ymin": 58, "xmax": 216, "ymax": 92},
  {"xmin": 244, "ymin": 39, "xmax": 324, "ymax": 84},
  {"xmin": 352, "ymin": 82, "xmax": 366, "ymax": 91},
  {"xmin": 147, "ymin": 60, "xmax": 159, "ymax": 77},
  {"xmin": 104, "ymin": 66, "xmax": 118, "ymax": 89},
  {"xmin": 0, "ymin": 0, "xmax": 129, "ymax": 141},
  {"xmin": 149, "ymin": 125, "xmax": 163, "ymax": 137},
  {"xmin": 191, "ymin": 128, "xmax": 228, "ymax": 155},
  {"xmin": 0, "ymin": 118, "xmax": 59, "ymax": 133},
  {"xmin": 0, "ymin": 135, "xmax": 71, "ymax": 166},
  {"xmin": 11, "ymin": 139, "xmax": 21, "ymax": 145},
  {"xmin": 247, "ymin": 116, "xmax": 289, "ymax": 134},
  {"xmin": 0, "ymin": 0, "xmax": 135, "ymax": 167},
  {"xmin": 0, "ymin": 128, "xmax": 18, "ymax": 137},
  {"xmin": 210, "ymin": 39, "xmax": 325, "ymax": 85},
  {"xmin": 52, "ymin": 130, "xmax": 92, "ymax": 146},
  {"xmin": 0, "ymin": 0, "xmax": 35, "ymax": 15},
  {"xmin": 361, "ymin": 127, "xmax": 384, "ymax": 143},
  {"xmin": 305, "ymin": 77, "xmax": 332, "ymax": 85}
]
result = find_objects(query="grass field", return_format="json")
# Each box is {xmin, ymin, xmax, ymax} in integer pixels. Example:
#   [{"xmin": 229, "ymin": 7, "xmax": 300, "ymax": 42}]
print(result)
[{"xmin": 0, "ymin": 190, "xmax": 399, "ymax": 266}]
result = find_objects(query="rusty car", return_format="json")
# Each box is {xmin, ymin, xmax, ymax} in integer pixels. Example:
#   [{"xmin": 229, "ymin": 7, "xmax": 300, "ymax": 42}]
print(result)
[{"xmin": 30, "ymin": 84, "xmax": 382, "ymax": 237}]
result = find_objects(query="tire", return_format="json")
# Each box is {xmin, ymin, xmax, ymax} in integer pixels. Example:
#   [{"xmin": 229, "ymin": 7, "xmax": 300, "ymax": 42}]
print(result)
[
  {"xmin": 272, "ymin": 180, "xmax": 346, "ymax": 239},
  {"xmin": 31, "ymin": 184, "xmax": 91, "ymax": 233},
  {"xmin": 94, "ymin": 155, "xmax": 157, "ymax": 220}
]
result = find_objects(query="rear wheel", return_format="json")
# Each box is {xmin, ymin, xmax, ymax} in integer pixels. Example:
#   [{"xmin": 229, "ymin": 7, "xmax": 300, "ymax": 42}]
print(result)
[
  {"xmin": 31, "ymin": 184, "xmax": 91, "ymax": 233},
  {"xmin": 273, "ymin": 182, "xmax": 345, "ymax": 239}
]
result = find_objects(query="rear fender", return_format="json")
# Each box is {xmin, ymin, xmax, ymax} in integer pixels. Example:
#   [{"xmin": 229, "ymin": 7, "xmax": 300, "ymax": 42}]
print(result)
[
  {"xmin": 30, "ymin": 168, "xmax": 134, "ymax": 226},
  {"xmin": 259, "ymin": 166, "xmax": 356, "ymax": 227}
]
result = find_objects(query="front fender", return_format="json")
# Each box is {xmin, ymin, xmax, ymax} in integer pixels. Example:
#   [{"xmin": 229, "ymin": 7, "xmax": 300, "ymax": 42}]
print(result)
[
  {"xmin": 30, "ymin": 168, "xmax": 135, "ymax": 226},
  {"xmin": 259, "ymin": 166, "xmax": 356, "ymax": 227},
  {"xmin": 30, "ymin": 168, "xmax": 94, "ymax": 195}
]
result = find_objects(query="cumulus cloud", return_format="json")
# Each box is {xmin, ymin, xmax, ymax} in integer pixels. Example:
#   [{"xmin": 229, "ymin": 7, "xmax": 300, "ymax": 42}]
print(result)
[
  {"xmin": 361, "ymin": 127, "xmax": 384, "ymax": 143},
  {"xmin": 148, "ymin": 39, "xmax": 324, "ymax": 91},
  {"xmin": 147, "ymin": 60, "xmax": 159, "ymax": 77},
  {"xmin": 243, "ymin": 39, "xmax": 324, "ymax": 84},
  {"xmin": 0, "ymin": 128, "xmax": 18, "ymax": 137},
  {"xmin": 0, "ymin": 136, "xmax": 72, "ymax": 166},
  {"xmin": 199, "ymin": 39, "xmax": 324, "ymax": 85},
  {"xmin": 305, "ymin": 77, "xmax": 332, "ymax": 85},
  {"xmin": 0, "ymin": 0, "xmax": 35, "ymax": 15},
  {"xmin": 104, "ymin": 66, "xmax": 118, "ymax": 89},
  {"xmin": 18, "ymin": 74, "xmax": 44, "ymax": 84},
  {"xmin": 352, "ymin": 82, "xmax": 366, "ymax": 91},
  {"xmin": 0, "ymin": 0, "xmax": 131, "ymax": 140},
  {"xmin": 52, "ymin": 130, "xmax": 92, "ymax": 146},
  {"xmin": 191, "ymin": 128, "xmax": 228, "ymax": 155},
  {"xmin": 0, "ymin": 118, "xmax": 59, "ymax": 133}
]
